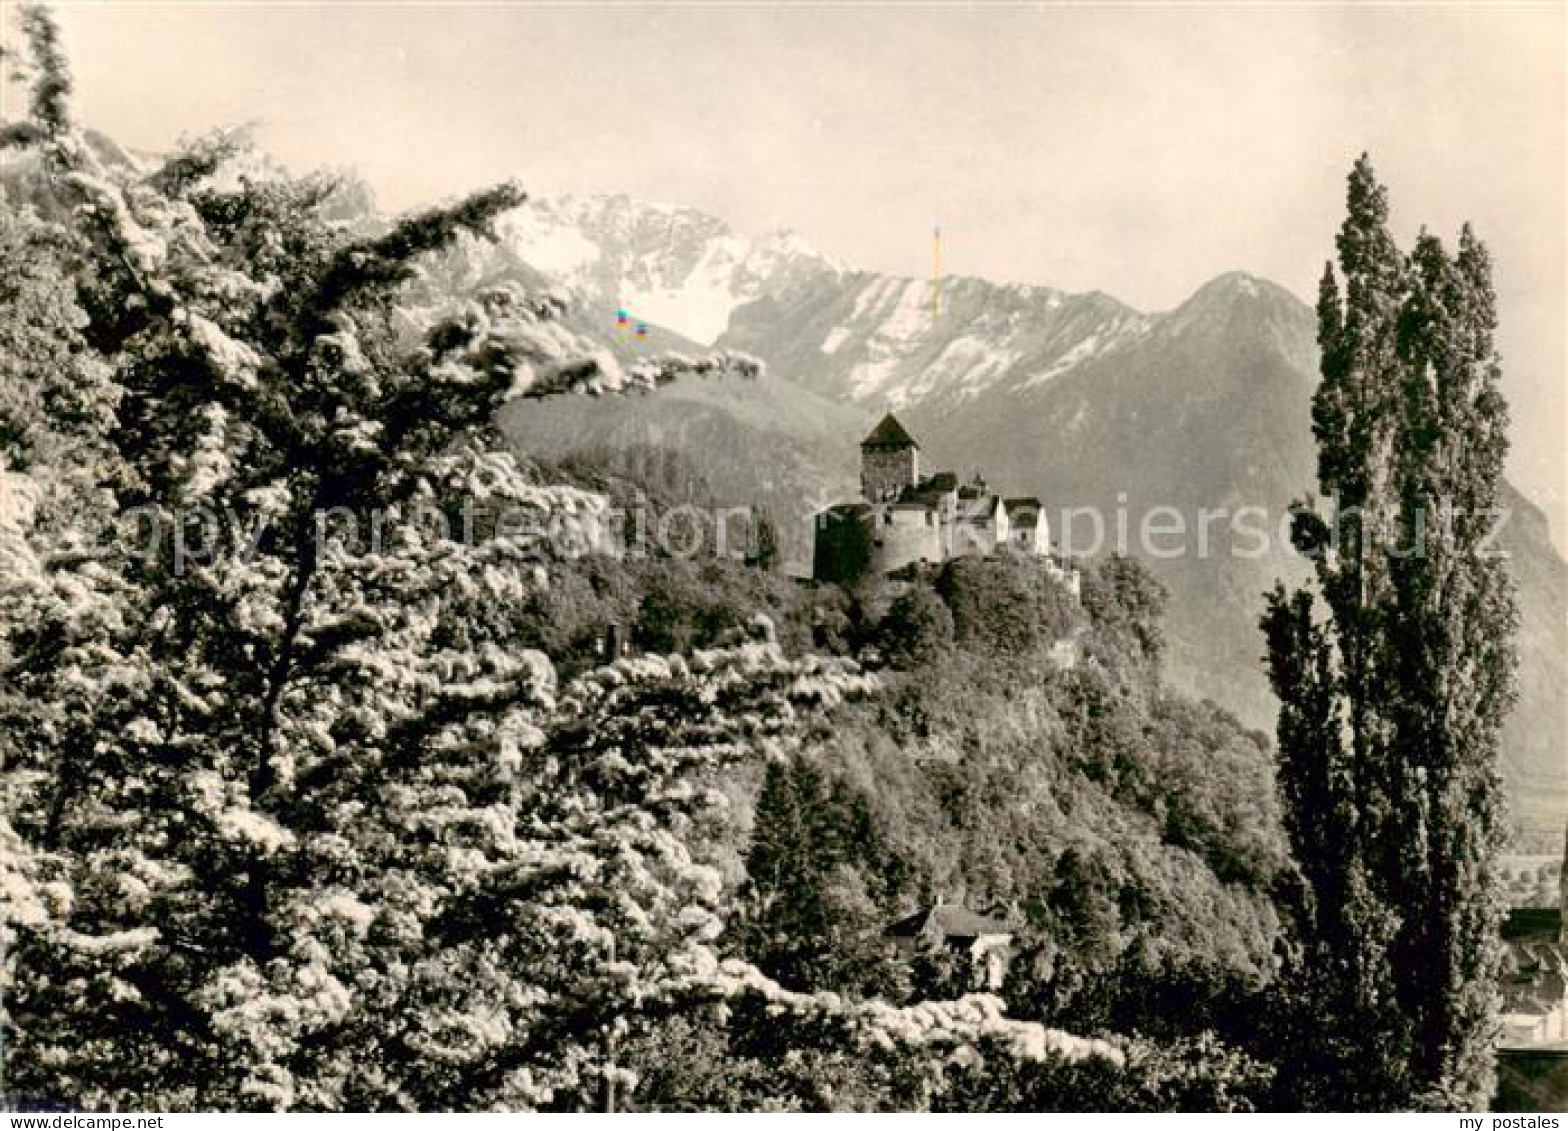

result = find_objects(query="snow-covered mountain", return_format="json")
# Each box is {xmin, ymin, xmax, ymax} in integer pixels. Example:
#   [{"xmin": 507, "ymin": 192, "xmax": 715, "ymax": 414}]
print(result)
[
  {"xmin": 498, "ymin": 196, "xmax": 1295, "ymax": 418},
  {"xmin": 501, "ymin": 193, "xmax": 1184, "ymax": 413},
  {"xmin": 495, "ymin": 194, "xmax": 843, "ymax": 346},
  {"xmin": 722, "ymin": 273, "xmax": 1156, "ymax": 410}
]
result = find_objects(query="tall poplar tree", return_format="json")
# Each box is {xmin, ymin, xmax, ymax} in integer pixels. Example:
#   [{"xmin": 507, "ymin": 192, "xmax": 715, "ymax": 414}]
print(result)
[{"xmin": 1262, "ymin": 156, "xmax": 1517, "ymax": 1109}]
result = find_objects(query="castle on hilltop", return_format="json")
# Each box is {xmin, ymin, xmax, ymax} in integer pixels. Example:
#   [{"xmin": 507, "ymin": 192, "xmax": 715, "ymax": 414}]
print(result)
[{"xmin": 812, "ymin": 413, "xmax": 1076, "ymax": 591}]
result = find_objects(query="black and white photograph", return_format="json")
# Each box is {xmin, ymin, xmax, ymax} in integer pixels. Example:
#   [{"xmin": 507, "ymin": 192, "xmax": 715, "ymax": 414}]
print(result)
[{"xmin": 0, "ymin": 0, "xmax": 1564, "ymax": 1115}]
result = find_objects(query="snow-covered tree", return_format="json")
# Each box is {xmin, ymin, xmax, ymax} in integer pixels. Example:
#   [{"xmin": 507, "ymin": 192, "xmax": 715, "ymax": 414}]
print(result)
[{"xmin": 1, "ymin": 7, "xmax": 1125, "ymax": 1110}]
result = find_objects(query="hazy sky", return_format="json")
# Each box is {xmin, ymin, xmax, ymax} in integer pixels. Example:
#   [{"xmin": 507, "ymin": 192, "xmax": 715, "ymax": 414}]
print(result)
[{"xmin": 15, "ymin": 1, "xmax": 1567, "ymax": 538}]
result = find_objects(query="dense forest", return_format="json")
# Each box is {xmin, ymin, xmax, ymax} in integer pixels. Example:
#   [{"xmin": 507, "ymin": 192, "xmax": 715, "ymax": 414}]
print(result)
[{"xmin": 0, "ymin": 7, "xmax": 1520, "ymax": 1112}]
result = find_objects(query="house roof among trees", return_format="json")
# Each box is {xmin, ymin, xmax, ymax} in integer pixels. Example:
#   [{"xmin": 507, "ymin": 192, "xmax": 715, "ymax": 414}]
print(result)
[
  {"xmin": 885, "ymin": 903, "xmax": 1016, "ymax": 941},
  {"xmin": 862, "ymin": 413, "xmax": 919, "ymax": 450}
]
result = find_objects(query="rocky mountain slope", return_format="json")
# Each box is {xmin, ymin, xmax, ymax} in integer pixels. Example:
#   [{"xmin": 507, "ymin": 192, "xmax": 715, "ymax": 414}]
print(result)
[{"xmin": 495, "ymin": 194, "xmax": 844, "ymax": 346}]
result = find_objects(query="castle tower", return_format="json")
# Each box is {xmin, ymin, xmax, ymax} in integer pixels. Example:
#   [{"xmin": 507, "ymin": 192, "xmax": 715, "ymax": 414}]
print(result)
[{"xmin": 860, "ymin": 413, "xmax": 920, "ymax": 503}]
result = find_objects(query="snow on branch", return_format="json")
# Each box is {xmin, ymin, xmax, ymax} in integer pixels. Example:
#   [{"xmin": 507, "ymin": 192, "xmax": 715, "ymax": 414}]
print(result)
[{"xmin": 302, "ymin": 182, "xmax": 527, "ymax": 341}]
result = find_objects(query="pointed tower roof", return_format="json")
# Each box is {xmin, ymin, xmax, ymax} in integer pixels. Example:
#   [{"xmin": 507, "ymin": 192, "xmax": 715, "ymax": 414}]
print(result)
[{"xmin": 861, "ymin": 413, "xmax": 919, "ymax": 450}]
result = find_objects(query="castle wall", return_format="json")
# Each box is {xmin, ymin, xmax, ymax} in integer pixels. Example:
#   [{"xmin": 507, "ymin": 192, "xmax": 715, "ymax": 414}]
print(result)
[
  {"xmin": 870, "ymin": 506, "xmax": 943, "ymax": 573},
  {"xmin": 1007, "ymin": 516, "xmax": 1049, "ymax": 555},
  {"xmin": 948, "ymin": 504, "xmax": 1008, "ymax": 558},
  {"xmin": 812, "ymin": 507, "xmax": 874, "ymax": 584}
]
